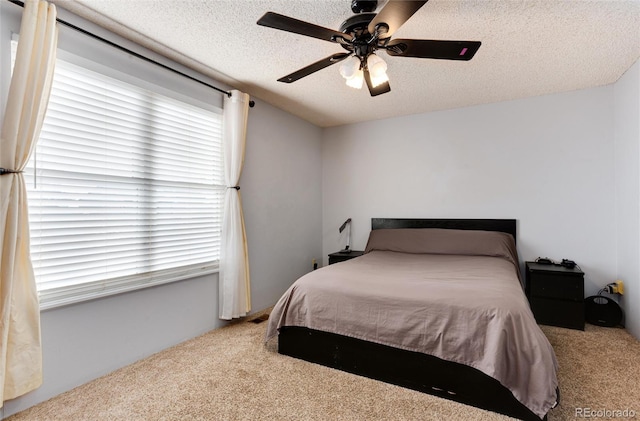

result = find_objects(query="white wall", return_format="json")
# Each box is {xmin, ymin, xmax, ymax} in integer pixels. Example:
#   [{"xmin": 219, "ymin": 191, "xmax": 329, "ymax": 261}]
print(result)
[
  {"xmin": 614, "ymin": 59, "xmax": 640, "ymax": 339},
  {"xmin": 322, "ymin": 86, "xmax": 617, "ymax": 296},
  {"xmin": 4, "ymin": 274, "xmax": 223, "ymax": 417},
  {"xmin": 242, "ymin": 99, "xmax": 324, "ymax": 311}
]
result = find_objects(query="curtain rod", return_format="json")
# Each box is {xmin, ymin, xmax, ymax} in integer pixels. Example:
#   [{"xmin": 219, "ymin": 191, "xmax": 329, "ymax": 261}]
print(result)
[{"xmin": 7, "ymin": 0, "xmax": 255, "ymax": 107}]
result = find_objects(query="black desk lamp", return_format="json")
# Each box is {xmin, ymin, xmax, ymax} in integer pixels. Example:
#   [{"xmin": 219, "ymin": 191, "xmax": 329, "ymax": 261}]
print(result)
[{"xmin": 339, "ymin": 218, "xmax": 352, "ymax": 253}]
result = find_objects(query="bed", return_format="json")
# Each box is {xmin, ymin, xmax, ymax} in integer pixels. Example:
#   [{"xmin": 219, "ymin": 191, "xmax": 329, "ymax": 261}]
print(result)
[{"xmin": 265, "ymin": 218, "xmax": 559, "ymax": 420}]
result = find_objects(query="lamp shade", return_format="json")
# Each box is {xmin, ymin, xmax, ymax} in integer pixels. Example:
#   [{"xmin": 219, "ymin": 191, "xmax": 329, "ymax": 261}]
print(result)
[
  {"xmin": 339, "ymin": 56, "xmax": 361, "ymax": 79},
  {"xmin": 345, "ymin": 69, "xmax": 364, "ymax": 89},
  {"xmin": 367, "ymin": 54, "xmax": 389, "ymax": 87}
]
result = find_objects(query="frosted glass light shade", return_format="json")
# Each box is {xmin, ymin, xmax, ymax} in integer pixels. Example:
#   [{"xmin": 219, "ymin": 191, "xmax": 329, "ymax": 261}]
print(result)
[
  {"xmin": 370, "ymin": 72, "xmax": 389, "ymax": 88},
  {"xmin": 339, "ymin": 56, "xmax": 361, "ymax": 79},
  {"xmin": 345, "ymin": 69, "xmax": 364, "ymax": 89},
  {"xmin": 367, "ymin": 54, "xmax": 389, "ymax": 87}
]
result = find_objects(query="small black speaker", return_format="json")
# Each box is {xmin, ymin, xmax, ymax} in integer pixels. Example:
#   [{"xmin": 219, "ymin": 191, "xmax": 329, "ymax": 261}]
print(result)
[{"xmin": 585, "ymin": 296, "xmax": 623, "ymax": 327}]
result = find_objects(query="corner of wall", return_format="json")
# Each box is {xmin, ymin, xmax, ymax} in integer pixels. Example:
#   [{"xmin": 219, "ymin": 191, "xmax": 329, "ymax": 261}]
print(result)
[{"xmin": 613, "ymin": 58, "xmax": 640, "ymax": 340}]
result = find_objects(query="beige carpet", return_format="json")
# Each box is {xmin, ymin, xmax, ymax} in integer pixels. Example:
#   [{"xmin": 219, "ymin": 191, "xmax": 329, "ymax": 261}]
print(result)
[{"xmin": 7, "ymin": 313, "xmax": 640, "ymax": 421}]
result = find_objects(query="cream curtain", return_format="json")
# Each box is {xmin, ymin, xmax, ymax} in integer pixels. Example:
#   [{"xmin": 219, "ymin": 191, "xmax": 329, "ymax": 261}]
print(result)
[
  {"xmin": 0, "ymin": 0, "xmax": 57, "ymax": 406},
  {"xmin": 219, "ymin": 90, "xmax": 251, "ymax": 320}
]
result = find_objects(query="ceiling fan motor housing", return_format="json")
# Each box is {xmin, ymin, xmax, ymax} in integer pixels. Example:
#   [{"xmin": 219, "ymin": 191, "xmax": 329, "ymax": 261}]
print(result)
[
  {"xmin": 339, "ymin": 13, "xmax": 378, "ymax": 57},
  {"xmin": 351, "ymin": 0, "xmax": 378, "ymax": 13},
  {"xmin": 339, "ymin": 13, "xmax": 376, "ymax": 36}
]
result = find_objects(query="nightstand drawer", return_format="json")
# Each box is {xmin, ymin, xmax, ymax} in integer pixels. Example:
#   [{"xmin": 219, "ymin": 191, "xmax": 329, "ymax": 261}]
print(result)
[
  {"xmin": 329, "ymin": 255, "xmax": 354, "ymax": 264},
  {"xmin": 525, "ymin": 261, "xmax": 585, "ymax": 330},
  {"xmin": 530, "ymin": 297, "xmax": 585, "ymax": 330},
  {"xmin": 529, "ymin": 273, "xmax": 583, "ymax": 301}
]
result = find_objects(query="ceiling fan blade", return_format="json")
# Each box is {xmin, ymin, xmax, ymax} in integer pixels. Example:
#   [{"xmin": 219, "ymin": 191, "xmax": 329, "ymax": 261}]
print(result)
[
  {"xmin": 277, "ymin": 53, "xmax": 351, "ymax": 83},
  {"xmin": 386, "ymin": 39, "xmax": 481, "ymax": 60},
  {"xmin": 257, "ymin": 12, "xmax": 352, "ymax": 43},
  {"xmin": 368, "ymin": 1, "xmax": 428, "ymax": 39},
  {"xmin": 363, "ymin": 67, "xmax": 391, "ymax": 97}
]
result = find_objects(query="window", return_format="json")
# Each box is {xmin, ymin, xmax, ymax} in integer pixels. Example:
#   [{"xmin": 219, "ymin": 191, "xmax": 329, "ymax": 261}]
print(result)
[{"xmin": 12, "ymin": 41, "xmax": 224, "ymax": 309}]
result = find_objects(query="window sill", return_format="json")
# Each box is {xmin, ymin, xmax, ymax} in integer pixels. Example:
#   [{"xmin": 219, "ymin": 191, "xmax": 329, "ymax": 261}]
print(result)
[{"xmin": 38, "ymin": 263, "xmax": 219, "ymax": 311}]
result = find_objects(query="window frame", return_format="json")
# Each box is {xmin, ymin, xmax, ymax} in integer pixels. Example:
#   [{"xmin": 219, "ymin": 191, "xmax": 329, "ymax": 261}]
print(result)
[{"xmin": 2, "ymin": 2, "xmax": 226, "ymax": 310}]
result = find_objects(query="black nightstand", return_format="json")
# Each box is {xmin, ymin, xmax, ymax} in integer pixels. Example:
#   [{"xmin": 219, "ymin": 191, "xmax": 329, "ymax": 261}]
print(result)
[
  {"xmin": 328, "ymin": 250, "xmax": 364, "ymax": 265},
  {"xmin": 525, "ymin": 261, "xmax": 585, "ymax": 330}
]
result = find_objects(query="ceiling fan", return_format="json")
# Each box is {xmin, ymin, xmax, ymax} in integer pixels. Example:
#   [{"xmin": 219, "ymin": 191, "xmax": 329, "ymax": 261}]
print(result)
[{"xmin": 256, "ymin": 0, "xmax": 481, "ymax": 97}]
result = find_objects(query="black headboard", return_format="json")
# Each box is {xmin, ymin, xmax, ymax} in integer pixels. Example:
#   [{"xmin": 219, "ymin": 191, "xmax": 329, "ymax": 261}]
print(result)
[{"xmin": 371, "ymin": 218, "xmax": 517, "ymax": 244}]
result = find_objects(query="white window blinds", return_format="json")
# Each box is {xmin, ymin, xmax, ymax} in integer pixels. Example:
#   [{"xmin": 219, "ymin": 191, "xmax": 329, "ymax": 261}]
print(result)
[{"xmin": 21, "ymin": 51, "xmax": 224, "ymax": 309}]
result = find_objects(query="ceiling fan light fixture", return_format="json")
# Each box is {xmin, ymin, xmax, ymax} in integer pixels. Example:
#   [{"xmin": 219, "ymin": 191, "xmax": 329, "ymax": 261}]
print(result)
[
  {"xmin": 339, "ymin": 56, "xmax": 361, "ymax": 79},
  {"xmin": 370, "ymin": 71, "xmax": 389, "ymax": 88},
  {"xmin": 345, "ymin": 69, "xmax": 364, "ymax": 89},
  {"xmin": 367, "ymin": 53, "xmax": 389, "ymax": 87}
]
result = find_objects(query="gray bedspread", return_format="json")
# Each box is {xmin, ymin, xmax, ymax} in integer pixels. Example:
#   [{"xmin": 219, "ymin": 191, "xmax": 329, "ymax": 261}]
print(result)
[{"xmin": 265, "ymin": 230, "xmax": 558, "ymax": 419}]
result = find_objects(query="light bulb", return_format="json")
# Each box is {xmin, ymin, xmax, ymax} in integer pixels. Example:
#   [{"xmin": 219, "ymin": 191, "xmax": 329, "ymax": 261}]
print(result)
[
  {"xmin": 339, "ymin": 56, "xmax": 361, "ymax": 80},
  {"xmin": 345, "ymin": 69, "xmax": 364, "ymax": 89},
  {"xmin": 367, "ymin": 54, "xmax": 389, "ymax": 88}
]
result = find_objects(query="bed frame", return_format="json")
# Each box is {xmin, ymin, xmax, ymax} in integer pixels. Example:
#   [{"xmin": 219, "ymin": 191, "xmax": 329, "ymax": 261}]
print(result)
[
  {"xmin": 278, "ymin": 218, "xmax": 549, "ymax": 421},
  {"xmin": 370, "ymin": 218, "xmax": 517, "ymax": 242}
]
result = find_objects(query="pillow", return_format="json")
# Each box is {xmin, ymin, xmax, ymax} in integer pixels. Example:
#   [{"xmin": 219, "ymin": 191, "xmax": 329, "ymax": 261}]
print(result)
[{"xmin": 364, "ymin": 228, "xmax": 518, "ymax": 267}]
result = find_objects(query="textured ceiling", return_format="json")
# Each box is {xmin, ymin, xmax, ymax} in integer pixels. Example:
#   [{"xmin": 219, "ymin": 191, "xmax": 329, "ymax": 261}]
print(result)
[{"xmin": 51, "ymin": 0, "xmax": 640, "ymax": 128}]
